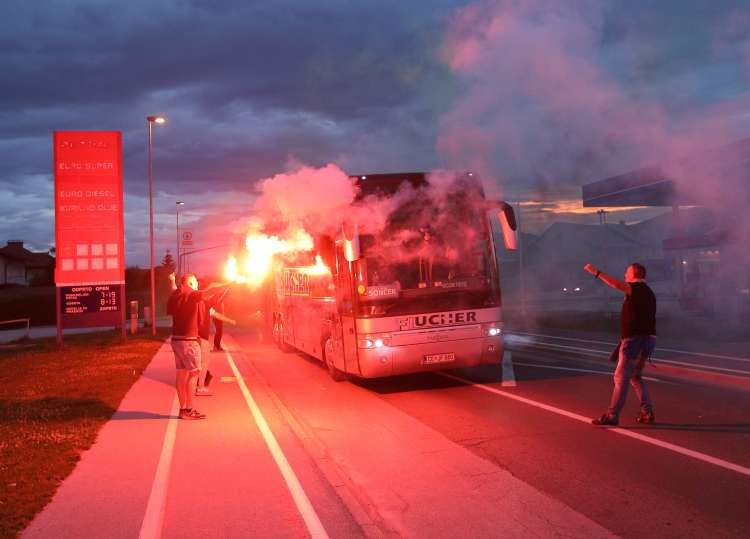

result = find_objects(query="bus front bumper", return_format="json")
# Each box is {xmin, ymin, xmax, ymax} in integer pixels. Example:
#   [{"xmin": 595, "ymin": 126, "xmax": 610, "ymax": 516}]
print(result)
[{"xmin": 356, "ymin": 336, "xmax": 503, "ymax": 378}]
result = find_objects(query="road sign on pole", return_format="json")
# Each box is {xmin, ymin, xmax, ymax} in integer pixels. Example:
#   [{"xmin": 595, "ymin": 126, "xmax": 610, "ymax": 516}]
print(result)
[{"xmin": 181, "ymin": 230, "xmax": 193, "ymax": 247}]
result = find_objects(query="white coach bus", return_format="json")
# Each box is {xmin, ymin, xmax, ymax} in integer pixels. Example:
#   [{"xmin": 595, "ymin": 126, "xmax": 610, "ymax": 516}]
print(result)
[{"xmin": 268, "ymin": 172, "xmax": 517, "ymax": 380}]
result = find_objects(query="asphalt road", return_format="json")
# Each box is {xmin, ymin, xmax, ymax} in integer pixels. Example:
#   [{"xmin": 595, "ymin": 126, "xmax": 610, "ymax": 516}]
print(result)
[{"xmin": 226, "ymin": 327, "xmax": 750, "ymax": 538}]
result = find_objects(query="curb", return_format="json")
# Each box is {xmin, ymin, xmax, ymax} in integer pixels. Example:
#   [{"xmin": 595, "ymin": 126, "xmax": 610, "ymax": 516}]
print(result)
[{"xmin": 648, "ymin": 363, "xmax": 750, "ymax": 391}]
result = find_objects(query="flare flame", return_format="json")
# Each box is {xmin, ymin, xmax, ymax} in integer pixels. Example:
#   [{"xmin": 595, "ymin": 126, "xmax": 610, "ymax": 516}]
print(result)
[{"xmin": 224, "ymin": 227, "xmax": 327, "ymax": 288}]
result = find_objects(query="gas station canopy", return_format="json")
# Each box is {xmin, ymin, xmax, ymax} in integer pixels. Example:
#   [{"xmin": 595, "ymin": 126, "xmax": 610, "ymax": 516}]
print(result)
[
  {"xmin": 582, "ymin": 165, "xmax": 681, "ymax": 207},
  {"xmin": 582, "ymin": 137, "xmax": 750, "ymax": 208}
]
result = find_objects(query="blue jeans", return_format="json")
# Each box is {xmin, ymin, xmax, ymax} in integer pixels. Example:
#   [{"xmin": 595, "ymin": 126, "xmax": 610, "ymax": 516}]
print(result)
[{"xmin": 607, "ymin": 335, "xmax": 656, "ymax": 419}]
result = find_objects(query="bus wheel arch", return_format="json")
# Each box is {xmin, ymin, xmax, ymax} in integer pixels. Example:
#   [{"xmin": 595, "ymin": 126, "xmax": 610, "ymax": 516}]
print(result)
[
  {"xmin": 323, "ymin": 338, "xmax": 347, "ymax": 382},
  {"xmin": 275, "ymin": 315, "xmax": 292, "ymax": 353}
]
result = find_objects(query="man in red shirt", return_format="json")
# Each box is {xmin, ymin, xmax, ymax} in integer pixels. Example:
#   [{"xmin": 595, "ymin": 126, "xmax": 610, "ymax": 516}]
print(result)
[{"xmin": 166, "ymin": 273, "xmax": 229, "ymax": 419}]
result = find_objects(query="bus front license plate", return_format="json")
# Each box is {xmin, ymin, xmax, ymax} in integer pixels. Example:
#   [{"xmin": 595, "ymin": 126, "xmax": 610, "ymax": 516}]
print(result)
[{"xmin": 423, "ymin": 352, "xmax": 455, "ymax": 365}]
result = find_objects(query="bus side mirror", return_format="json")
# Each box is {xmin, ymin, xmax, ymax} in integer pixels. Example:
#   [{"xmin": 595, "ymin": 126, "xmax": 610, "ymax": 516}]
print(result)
[
  {"xmin": 342, "ymin": 222, "xmax": 360, "ymax": 262},
  {"xmin": 318, "ymin": 235, "xmax": 336, "ymax": 271},
  {"xmin": 497, "ymin": 203, "xmax": 518, "ymax": 251}
]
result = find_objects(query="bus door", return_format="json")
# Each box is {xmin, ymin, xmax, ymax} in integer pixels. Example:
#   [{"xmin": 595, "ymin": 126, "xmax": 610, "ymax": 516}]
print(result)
[{"xmin": 335, "ymin": 247, "xmax": 359, "ymax": 375}]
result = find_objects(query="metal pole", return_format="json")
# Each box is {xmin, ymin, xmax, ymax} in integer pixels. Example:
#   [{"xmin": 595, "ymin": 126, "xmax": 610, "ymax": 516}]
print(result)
[
  {"xmin": 120, "ymin": 283, "xmax": 126, "ymax": 340},
  {"xmin": 176, "ymin": 205, "xmax": 180, "ymax": 276},
  {"xmin": 148, "ymin": 120, "xmax": 156, "ymax": 336},
  {"xmin": 517, "ymin": 202, "xmax": 526, "ymax": 321},
  {"xmin": 56, "ymin": 286, "xmax": 62, "ymax": 350}
]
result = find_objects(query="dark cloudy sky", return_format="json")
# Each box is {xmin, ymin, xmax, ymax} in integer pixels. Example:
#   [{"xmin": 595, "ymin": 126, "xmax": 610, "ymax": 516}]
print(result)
[{"xmin": 2, "ymin": 0, "xmax": 750, "ymax": 272}]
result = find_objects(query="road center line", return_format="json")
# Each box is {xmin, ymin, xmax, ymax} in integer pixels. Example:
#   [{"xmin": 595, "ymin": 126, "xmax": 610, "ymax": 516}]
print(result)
[
  {"xmin": 438, "ymin": 371, "xmax": 750, "ymax": 478},
  {"xmin": 224, "ymin": 348, "xmax": 329, "ymax": 539},
  {"xmin": 139, "ymin": 394, "xmax": 180, "ymax": 539}
]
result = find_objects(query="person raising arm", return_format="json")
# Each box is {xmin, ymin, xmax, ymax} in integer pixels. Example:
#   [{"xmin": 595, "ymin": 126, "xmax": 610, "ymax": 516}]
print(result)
[
  {"xmin": 583, "ymin": 262, "xmax": 657, "ymax": 427},
  {"xmin": 584, "ymin": 263, "xmax": 634, "ymax": 295}
]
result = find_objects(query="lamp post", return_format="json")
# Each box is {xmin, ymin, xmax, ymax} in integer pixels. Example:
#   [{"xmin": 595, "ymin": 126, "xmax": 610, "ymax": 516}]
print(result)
[
  {"xmin": 176, "ymin": 201, "xmax": 184, "ymax": 276},
  {"xmin": 147, "ymin": 115, "xmax": 166, "ymax": 336}
]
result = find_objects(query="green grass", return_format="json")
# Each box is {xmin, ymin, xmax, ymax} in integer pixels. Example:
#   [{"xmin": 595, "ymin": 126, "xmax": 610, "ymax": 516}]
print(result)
[{"xmin": 0, "ymin": 329, "xmax": 168, "ymax": 538}]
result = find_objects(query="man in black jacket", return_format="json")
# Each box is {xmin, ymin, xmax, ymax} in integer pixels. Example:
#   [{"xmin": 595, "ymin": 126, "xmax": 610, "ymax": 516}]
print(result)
[{"xmin": 584, "ymin": 262, "xmax": 656, "ymax": 426}]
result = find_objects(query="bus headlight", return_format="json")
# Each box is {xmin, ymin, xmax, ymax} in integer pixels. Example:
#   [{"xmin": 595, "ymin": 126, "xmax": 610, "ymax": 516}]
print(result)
[
  {"xmin": 358, "ymin": 333, "xmax": 392, "ymax": 348},
  {"xmin": 483, "ymin": 325, "xmax": 501, "ymax": 337}
]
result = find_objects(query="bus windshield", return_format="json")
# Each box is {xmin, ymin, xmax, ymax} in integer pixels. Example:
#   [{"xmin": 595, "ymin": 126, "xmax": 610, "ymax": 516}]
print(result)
[{"xmin": 352, "ymin": 176, "xmax": 500, "ymax": 317}]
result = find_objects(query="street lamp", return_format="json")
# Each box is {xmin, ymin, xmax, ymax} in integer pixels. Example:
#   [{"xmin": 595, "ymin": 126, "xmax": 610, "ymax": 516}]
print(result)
[
  {"xmin": 176, "ymin": 201, "xmax": 184, "ymax": 276},
  {"xmin": 147, "ymin": 114, "xmax": 166, "ymax": 336}
]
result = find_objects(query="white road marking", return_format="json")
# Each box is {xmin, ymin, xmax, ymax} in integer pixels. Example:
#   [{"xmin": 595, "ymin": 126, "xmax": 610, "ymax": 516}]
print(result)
[
  {"xmin": 439, "ymin": 372, "xmax": 750, "ymax": 478},
  {"xmin": 511, "ymin": 331, "xmax": 750, "ymax": 362},
  {"xmin": 138, "ymin": 395, "xmax": 180, "ymax": 539},
  {"xmin": 656, "ymin": 346, "xmax": 750, "ymax": 363},
  {"xmin": 519, "ymin": 340, "xmax": 750, "ymax": 377},
  {"xmin": 515, "ymin": 340, "xmax": 619, "ymax": 358},
  {"xmin": 513, "ymin": 361, "xmax": 663, "ymax": 383},
  {"xmin": 224, "ymin": 349, "xmax": 329, "ymax": 539},
  {"xmin": 220, "ymin": 376, "xmax": 237, "ymax": 382},
  {"xmin": 650, "ymin": 359, "xmax": 750, "ymax": 376},
  {"xmin": 501, "ymin": 351, "xmax": 517, "ymax": 387}
]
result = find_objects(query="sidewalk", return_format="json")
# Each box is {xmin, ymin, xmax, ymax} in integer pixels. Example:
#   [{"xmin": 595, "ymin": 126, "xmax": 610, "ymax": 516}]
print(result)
[{"xmin": 21, "ymin": 340, "xmax": 314, "ymax": 539}]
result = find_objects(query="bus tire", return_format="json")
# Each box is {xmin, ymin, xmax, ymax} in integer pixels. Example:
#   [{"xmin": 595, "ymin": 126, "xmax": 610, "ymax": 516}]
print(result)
[{"xmin": 323, "ymin": 340, "xmax": 347, "ymax": 382}]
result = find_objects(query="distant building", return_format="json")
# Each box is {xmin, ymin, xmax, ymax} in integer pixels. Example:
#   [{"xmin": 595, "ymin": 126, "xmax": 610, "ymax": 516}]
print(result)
[
  {"xmin": 0, "ymin": 240, "xmax": 55, "ymax": 286},
  {"xmin": 582, "ymin": 138, "xmax": 750, "ymax": 318},
  {"xmin": 525, "ymin": 220, "xmax": 665, "ymax": 290}
]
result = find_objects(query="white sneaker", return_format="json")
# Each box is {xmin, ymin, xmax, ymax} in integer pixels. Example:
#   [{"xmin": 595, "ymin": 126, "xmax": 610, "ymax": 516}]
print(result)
[{"xmin": 195, "ymin": 387, "xmax": 212, "ymax": 396}]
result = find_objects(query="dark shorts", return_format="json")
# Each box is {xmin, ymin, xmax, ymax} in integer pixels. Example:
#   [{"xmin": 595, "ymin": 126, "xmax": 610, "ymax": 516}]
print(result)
[{"xmin": 171, "ymin": 339, "xmax": 202, "ymax": 371}]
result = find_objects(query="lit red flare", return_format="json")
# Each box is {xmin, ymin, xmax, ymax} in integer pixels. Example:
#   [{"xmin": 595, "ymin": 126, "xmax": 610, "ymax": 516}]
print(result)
[
  {"xmin": 302, "ymin": 255, "xmax": 331, "ymax": 276},
  {"xmin": 224, "ymin": 228, "xmax": 329, "ymax": 288}
]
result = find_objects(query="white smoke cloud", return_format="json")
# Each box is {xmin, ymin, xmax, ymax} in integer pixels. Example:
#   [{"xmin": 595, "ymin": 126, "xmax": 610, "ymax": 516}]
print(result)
[
  {"xmin": 436, "ymin": 0, "xmax": 750, "ymax": 321},
  {"xmin": 437, "ymin": 0, "xmax": 747, "ymax": 193},
  {"xmin": 253, "ymin": 163, "xmax": 357, "ymax": 236}
]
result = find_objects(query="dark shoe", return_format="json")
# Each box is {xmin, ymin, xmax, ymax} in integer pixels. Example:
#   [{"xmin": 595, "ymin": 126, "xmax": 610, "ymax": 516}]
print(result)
[
  {"xmin": 592, "ymin": 414, "xmax": 618, "ymax": 426},
  {"xmin": 636, "ymin": 410, "xmax": 655, "ymax": 424},
  {"xmin": 179, "ymin": 408, "xmax": 206, "ymax": 420},
  {"xmin": 212, "ymin": 346, "xmax": 225, "ymax": 352}
]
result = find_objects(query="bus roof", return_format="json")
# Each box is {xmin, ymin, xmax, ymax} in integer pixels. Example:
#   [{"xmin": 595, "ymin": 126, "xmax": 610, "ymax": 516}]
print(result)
[
  {"xmin": 350, "ymin": 172, "xmax": 427, "ymax": 200},
  {"xmin": 350, "ymin": 171, "xmax": 485, "ymax": 201}
]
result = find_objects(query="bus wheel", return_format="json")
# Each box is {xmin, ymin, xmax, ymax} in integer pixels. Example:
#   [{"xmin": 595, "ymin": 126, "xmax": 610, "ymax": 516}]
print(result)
[
  {"xmin": 323, "ymin": 340, "xmax": 346, "ymax": 382},
  {"xmin": 276, "ymin": 318, "xmax": 292, "ymax": 353}
]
